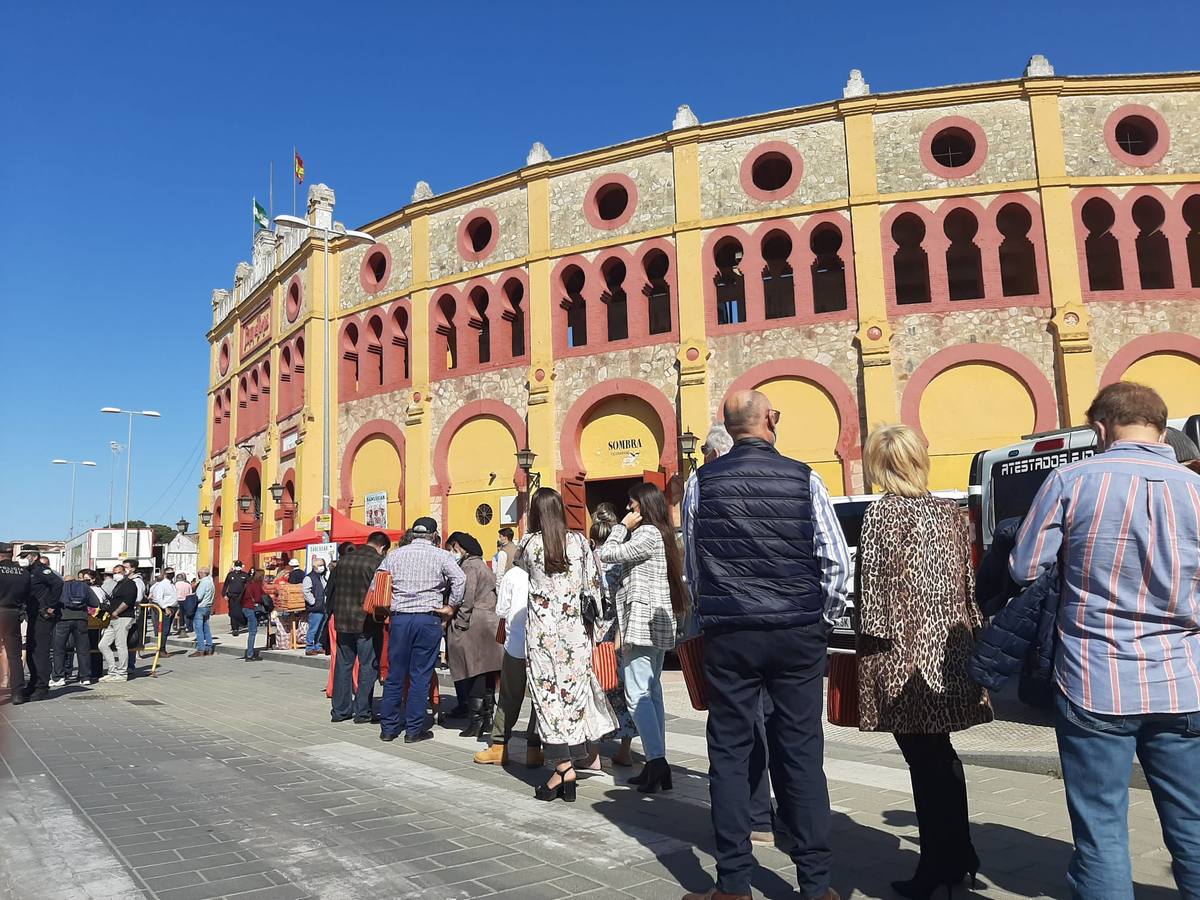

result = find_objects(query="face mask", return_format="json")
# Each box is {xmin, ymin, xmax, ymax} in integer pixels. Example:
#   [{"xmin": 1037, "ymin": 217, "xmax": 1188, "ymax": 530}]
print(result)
[
  {"xmin": 18, "ymin": 557, "xmax": 32, "ymax": 567},
  {"xmin": 453, "ymin": 551, "xmax": 464, "ymax": 562},
  {"xmin": 314, "ymin": 566, "xmax": 325, "ymax": 574},
  {"xmin": 113, "ymin": 573, "xmax": 125, "ymax": 581}
]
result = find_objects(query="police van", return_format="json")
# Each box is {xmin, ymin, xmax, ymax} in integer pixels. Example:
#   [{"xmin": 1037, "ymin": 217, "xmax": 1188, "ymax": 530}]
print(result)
[
  {"xmin": 828, "ymin": 491, "xmax": 968, "ymax": 655},
  {"xmin": 967, "ymin": 414, "xmax": 1200, "ymax": 563}
]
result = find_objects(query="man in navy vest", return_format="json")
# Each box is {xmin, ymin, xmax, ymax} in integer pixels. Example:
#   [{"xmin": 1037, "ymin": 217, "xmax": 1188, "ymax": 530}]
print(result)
[{"xmin": 681, "ymin": 389, "xmax": 849, "ymax": 900}]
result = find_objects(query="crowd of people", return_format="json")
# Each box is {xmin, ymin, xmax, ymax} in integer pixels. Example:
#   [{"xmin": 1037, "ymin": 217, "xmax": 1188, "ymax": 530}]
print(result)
[{"xmin": 3, "ymin": 379, "xmax": 1196, "ymax": 900}]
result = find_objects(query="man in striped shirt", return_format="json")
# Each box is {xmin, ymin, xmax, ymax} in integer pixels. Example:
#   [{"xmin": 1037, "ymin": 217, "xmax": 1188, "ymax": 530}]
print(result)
[{"xmin": 1010, "ymin": 382, "xmax": 1200, "ymax": 899}]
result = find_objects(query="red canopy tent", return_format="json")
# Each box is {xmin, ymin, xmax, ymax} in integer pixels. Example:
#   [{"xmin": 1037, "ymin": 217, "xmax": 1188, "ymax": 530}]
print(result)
[{"xmin": 251, "ymin": 508, "xmax": 405, "ymax": 555}]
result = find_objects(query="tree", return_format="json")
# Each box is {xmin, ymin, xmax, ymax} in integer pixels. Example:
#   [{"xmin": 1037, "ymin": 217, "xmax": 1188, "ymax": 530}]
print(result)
[{"xmin": 106, "ymin": 520, "xmax": 179, "ymax": 545}]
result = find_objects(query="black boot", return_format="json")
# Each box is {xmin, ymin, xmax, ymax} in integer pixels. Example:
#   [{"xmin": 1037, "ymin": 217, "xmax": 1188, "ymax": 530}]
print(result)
[
  {"xmin": 477, "ymin": 692, "xmax": 495, "ymax": 743},
  {"xmin": 459, "ymin": 697, "xmax": 485, "ymax": 738}
]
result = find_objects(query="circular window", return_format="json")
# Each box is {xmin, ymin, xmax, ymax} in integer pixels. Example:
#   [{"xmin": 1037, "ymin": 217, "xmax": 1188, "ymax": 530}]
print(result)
[
  {"xmin": 456, "ymin": 209, "xmax": 500, "ymax": 261},
  {"xmin": 475, "ymin": 503, "xmax": 494, "ymax": 526},
  {"xmin": 218, "ymin": 339, "xmax": 230, "ymax": 376},
  {"xmin": 739, "ymin": 141, "xmax": 803, "ymax": 202},
  {"xmin": 1105, "ymin": 105, "xmax": 1170, "ymax": 167},
  {"xmin": 920, "ymin": 117, "xmax": 988, "ymax": 179},
  {"xmin": 285, "ymin": 277, "xmax": 302, "ymax": 322},
  {"xmin": 358, "ymin": 243, "xmax": 392, "ymax": 294},
  {"xmin": 583, "ymin": 174, "xmax": 638, "ymax": 230}
]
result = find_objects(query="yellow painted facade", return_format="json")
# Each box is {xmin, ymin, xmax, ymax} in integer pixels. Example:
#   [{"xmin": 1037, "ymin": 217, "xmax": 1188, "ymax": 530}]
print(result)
[{"xmin": 198, "ymin": 68, "xmax": 1200, "ymax": 578}]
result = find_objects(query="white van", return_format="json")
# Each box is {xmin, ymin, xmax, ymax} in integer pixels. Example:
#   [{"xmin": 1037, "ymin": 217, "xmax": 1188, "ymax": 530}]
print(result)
[
  {"xmin": 967, "ymin": 414, "xmax": 1200, "ymax": 562},
  {"xmin": 828, "ymin": 491, "xmax": 968, "ymax": 655}
]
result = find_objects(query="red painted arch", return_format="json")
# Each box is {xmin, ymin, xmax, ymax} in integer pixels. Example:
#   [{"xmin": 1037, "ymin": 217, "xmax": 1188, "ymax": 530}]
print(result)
[
  {"xmin": 432, "ymin": 400, "xmax": 527, "ymax": 494},
  {"xmin": 560, "ymin": 378, "xmax": 678, "ymax": 478},
  {"xmin": 900, "ymin": 344, "xmax": 1058, "ymax": 442},
  {"xmin": 339, "ymin": 419, "xmax": 406, "ymax": 514},
  {"xmin": 1099, "ymin": 333, "xmax": 1200, "ymax": 388}
]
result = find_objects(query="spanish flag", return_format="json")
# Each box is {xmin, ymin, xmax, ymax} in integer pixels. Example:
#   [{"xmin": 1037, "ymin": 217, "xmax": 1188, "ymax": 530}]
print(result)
[{"xmin": 294, "ymin": 150, "xmax": 304, "ymax": 185}]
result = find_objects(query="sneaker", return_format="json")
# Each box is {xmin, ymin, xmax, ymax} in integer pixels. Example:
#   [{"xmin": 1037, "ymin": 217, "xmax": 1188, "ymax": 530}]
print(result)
[
  {"xmin": 101, "ymin": 674, "xmax": 125, "ymax": 683},
  {"xmin": 79, "ymin": 680, "xmax": 96, "ymax": 686},
  {"xmin": 48, "ymin": 678, "xmax": 67, "ymax": 688}
]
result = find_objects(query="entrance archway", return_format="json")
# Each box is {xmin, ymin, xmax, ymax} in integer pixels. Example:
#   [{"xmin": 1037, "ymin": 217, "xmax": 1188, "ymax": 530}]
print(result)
[
  {"xmin": 434, "ymin": 401, "xmax": 524, "ymax": 543},
  {"xmin": 1100, "ymin": 334, "xmax": 1200, "ymax": 419},
  {"xmin": 341, "ymin": 420, "xmax": 406, "ymax": 529},
  {"xmin": 236, "ymin": 461, "xmax": 263, "ymax": 567}
]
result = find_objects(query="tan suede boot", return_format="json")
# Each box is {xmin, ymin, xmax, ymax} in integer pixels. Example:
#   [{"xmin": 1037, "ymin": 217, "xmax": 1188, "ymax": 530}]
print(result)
[{"xmin": 473, "ymin": 743, "xmax": 508, "ymax": 766}]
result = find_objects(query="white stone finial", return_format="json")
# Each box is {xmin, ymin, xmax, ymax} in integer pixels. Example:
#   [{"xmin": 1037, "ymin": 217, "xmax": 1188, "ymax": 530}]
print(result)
[
  {"xmin": 412, "ymin": 180, "xmax": 433, "ymax": 202},
  {"xmin": 211, "ymin": 288, "xmax": 230, "ymax": 309},
  {"xmin": 233, "ymin": 261, "xmax": 251, "ymax": 287},
  {"xmin": 526, "ymin": 142, "xmax": 552, "ymax": 165},
  {"xmin": 1025, "ymin": 54, "xmax": 1055, "ymax": 77},
  {"xmin": 306, "ymin": 183, "xmax": 335, "ymax": 229},
  {"xmin": 843, "ymin": 69, "xmax": 870, "ymax": 98},
  {"xmin": 672, "ymin": 104, "xmax": 699, "ymax": 130}
]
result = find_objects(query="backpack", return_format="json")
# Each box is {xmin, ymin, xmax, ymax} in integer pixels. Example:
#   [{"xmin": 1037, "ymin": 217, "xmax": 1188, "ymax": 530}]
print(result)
[
  {"xmin": 61, "ymin": 580, "xmax": 91, "ymax": 612},
  {"xmin": 225, "ymin": 570, "xmax": 249, "ymax": 598}
]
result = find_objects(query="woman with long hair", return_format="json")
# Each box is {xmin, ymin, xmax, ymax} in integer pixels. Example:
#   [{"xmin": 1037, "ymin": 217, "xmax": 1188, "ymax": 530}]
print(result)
[
  {"xmin": 597, "ymin": 482, "xmax": 687, "ymax": 793},
  {"xmin": 857, "ymin": 425, "xmax": 991, "ymax": 899},
  {"xmin": 445, "ymin": 531, "xmax": 503, "ymax": 740},
  {"xmin": 588, "ymin": 503, "xmax": 637, "ymax": 769},
  {"xmin": 241, "ymin": 569, "xmax": 266, "ymax": 662},
  {"xmin": 519, "ymin": 489, "xmax": 616, "ymax": 802}
]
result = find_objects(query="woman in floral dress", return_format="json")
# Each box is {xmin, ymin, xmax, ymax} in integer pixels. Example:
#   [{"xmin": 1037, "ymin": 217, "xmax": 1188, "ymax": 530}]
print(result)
[{"xmin": 519, "ymin": 489, "xmax": 617, "ymax": 802}]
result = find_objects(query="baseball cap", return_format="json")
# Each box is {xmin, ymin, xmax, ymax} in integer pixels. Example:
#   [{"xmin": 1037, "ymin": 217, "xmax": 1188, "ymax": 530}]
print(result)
[
  {"xmin": 289, "ymin": 558, "xmax": 301, "ymax": 566},
  {"xmin": 411, "ymin": 516, "xmax": 438, "ymax": 535}
]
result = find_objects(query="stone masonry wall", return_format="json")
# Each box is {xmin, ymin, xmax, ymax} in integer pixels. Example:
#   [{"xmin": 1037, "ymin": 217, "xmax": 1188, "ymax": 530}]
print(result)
[
  {"xmin": 874, "ymin": 99, "xmax": 1037, "ymax": 195},
  {"xmin": 339, "ymin": 223, "xmax": 413, "ymax": 311},
  {"xmin": 336, "ymin": 389, "xmax": 409, "ymax": 456},
  {"xmin": 1086, "ymin": 298, "xmax": 1200, "ymax": 377},
  {"xmin": 427, "ymin": 365, "xmax": 530, "ymax": 483},
  {"xmin": 549, "ymin": 153, "xmax": 675, "ymax": 250},
  {"xmin": 698, "ymin": 120, "xmax": 849, "ymax": 220},
  {"xmin": 428, "ymin": 188, "xmax": 529, "ymax": 281},
  {"xmin": 1061, "ymin": 92, "xmax": 1200, "ymax": 179}
]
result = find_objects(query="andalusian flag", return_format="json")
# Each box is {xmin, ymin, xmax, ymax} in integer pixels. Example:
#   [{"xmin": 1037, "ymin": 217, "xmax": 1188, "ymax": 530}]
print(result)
[
  {"xmin": 253, "ymin": 198, "xmax": 268, "ymax": 230},
  {"xmin": 294, "ymin": 150, "xmax": 304, "ymax": 185}
]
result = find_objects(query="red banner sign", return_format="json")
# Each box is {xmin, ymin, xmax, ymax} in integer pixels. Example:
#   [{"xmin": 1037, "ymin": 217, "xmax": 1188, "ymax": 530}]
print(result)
[{"xmin": 241, "ymin": 308, "xmax": 272, "ymax": 355}]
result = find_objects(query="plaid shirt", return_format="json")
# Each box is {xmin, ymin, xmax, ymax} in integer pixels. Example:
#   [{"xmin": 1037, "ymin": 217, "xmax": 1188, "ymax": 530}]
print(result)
[
  {"xmin": 328, "ymin": 546, "xmax": 383, "ymax": 632},
  {"xmin": 1011, "ymin": 442, "xmax": 1200, "ymax": 715},
  {"xmin": 597, "ymin": 523, "xmax": 677, "ymax": 650},
  {"xmin": 378, "ymin": 538, "xmax": 466, "ymax": 614}
]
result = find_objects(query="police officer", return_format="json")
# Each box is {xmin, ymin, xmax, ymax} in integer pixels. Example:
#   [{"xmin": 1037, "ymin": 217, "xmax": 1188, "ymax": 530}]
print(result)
[
  {"xmin": 22, "ymin": 546, "xmax": 63, "ymax": 701},
  {"xmin": 0, "ymin": 542, "xmax": 32, "ymax": 704}
]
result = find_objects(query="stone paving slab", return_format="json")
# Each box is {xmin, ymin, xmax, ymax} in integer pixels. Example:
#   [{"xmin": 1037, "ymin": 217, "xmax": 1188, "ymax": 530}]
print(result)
[{"xmin": 0, "ymin": 647, "xmax": 1181, "ymax": 899}]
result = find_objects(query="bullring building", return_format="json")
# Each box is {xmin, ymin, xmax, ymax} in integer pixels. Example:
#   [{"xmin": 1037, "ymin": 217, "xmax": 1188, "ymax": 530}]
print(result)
[{"xmin": 198, "ymin": 58, "xmax": 1200, "ymax": 579}]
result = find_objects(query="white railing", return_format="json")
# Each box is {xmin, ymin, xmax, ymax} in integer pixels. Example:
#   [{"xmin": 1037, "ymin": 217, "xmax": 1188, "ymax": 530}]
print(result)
[{"xmin": 212, "ymin": 227, "xmax": 309, "ymax": 328}]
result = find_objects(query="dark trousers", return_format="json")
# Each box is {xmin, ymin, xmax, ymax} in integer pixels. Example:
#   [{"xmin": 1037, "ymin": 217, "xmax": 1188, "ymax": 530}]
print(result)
[
  {"xmin": 228, "ymin": 601, "xmax": 246, "ymax": 633},
  {"xmin": 27, "ymin": 614, "xmax": 54, "ymax": 693},
  {"xmin": 53, "ymin": 618, "xmax": 90, "ymax": 680},
  {"xmin": 332, "ymin": 626, "xmax": 383, "ymax": 721},
  {"xmin": 894, "ymin": 733, "xmax": 975, "ymax": 879},
  {"xmin": 492, "ymin": 651, "xmax": 539, "ymax": 746},
  {"xmin": 380, "ymin": 613, "xmax": 442, "ymax": 737},
  {"xmin": 704, "ymin": 623, "xmax": 832, "ymax": 898},
  {"xmin": 750, "ymin": 689, "xmax": 776, "ymax": 833},
  {"xmin": 0, "ymin": 607, "xmax": 25, "ymax": 694}
]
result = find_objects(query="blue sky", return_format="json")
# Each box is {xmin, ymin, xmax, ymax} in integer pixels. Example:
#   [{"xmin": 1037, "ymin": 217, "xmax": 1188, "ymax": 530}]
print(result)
[{"xmin": 1, "ymin": 0, "xmax": 1196, "ymax": 540}]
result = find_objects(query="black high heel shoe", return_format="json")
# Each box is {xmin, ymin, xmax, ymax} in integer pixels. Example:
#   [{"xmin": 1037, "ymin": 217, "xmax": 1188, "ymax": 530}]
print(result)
[
  {"xmin": 534, "ymin": 764, "xmax": 577, "ymax": 802},
  {"xmin": 636, "ymin": 758, "xmax": 673, "ymax": 794},
  {"xmin": 891, "ymin": 855, "xmax": 980, "ymax": 900}
]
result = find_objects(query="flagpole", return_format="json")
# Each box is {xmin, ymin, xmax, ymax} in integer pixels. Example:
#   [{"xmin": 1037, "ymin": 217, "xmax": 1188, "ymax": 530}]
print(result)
[
  {"xmin": 269, "ymin": 160, "xmax": 274, "ymax": 223},
  {"xmin": 293, "ymin": 145, "xmax": 297, "ymax": 217}
]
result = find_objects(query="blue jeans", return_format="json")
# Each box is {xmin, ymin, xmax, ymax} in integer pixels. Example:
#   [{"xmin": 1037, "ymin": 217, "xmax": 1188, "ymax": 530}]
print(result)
[
  {"xmin": 192, "ymin": 607, "xmax": 213, "ymax": 652},
  {"xmin": 379, "ymin": 613, "xmax": 442, "ymax": 737},
  {"xmin": 244, "ymin": 608, "xmax": 258, "ymax": 659},
  {"xmin": 306, "ymin": 612, "xmax": 325, "ymax": 652},
  {"xmin": 1055, "ymin": 690, "xmax": 1200, "ymax": 899},
  {"xmin": 624, "ymin": 644, "xmax": 667, "ymax": 761},
  {"xmin": 332, "ymin": 626, "xmax": 383, "ymax": 721}
]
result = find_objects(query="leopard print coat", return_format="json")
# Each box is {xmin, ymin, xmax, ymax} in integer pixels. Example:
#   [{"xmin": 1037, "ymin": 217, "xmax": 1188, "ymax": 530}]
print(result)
[{"xmin": 855, "ymin": 493, "xmax": 993, "ymax": 734}]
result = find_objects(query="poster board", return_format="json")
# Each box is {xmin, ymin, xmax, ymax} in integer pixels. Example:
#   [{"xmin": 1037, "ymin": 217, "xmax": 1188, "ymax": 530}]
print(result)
[{"xmin": 364, "ymin": 491, "xmax": 388, "ymax": 528}]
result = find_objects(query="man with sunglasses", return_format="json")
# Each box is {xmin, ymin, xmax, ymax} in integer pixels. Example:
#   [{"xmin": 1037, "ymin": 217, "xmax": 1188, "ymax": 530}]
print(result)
[{"xmin": 682, "ymin": 389, "xmax": 849, "ymax": 900}]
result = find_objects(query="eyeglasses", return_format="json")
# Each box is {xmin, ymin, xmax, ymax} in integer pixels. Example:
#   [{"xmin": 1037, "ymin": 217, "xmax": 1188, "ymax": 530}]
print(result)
[{"xmin": 768, "ymin": 409, "xmax": 782, "ymax": 425}]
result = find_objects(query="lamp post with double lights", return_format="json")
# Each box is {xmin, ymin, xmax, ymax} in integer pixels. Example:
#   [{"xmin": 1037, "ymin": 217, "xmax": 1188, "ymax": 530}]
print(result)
[
  {"xmin": 101, "ymin": 407, "xmax": 161, "ymax": 559},
  {"xmin": 51, "ymin": 458, "xmax": 97, "ymax": 540},
  {"xmin": 274, "ymin": 215, "xmax": 376, "ymax": 540}
]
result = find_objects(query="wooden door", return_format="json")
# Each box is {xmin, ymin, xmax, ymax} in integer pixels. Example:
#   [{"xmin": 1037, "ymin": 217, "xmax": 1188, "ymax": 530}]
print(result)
[
  {"xmin": 642, "ymin": 469, "xmax": 667, "ymax": 491},
  {"xmin": 561, "ymin": 477, "xmax": 587, "ymax": 532}
]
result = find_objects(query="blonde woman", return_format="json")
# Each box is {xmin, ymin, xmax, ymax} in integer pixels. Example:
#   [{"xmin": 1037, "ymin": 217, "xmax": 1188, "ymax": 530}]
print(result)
[{"xmin": 856, "ymin": 425, "xmax": 991, "ymax": 900}]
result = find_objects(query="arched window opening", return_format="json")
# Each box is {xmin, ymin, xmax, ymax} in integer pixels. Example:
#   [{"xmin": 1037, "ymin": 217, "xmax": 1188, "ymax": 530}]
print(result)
[
  {"xmin": 366, "ymin": 315, "xmax": 384, "ymax": 388},
  {"xmin": 279, "ymin": 347, "xmax": 292, "ymax": 415},
  {"xmin": 713, "ymin": 238, "xmax": 746, "ymax": 325},
  {"xmin": 470, "ymin": 286, "xmax": 491, "ymax": 365},
  {"xmin": 436, "ymin": 296, "xmax": 458, "ymax": 371},
  {"xmin": 642, "ymin": 251, "xmax": 672, "ymax": 335},
  {"xmin": 213, "ymin": 394, "xmax": 223, "ymax": 427},
  {"xmin": 223, "ymin": 387, "xmax": 231, "ymax": 422},
  {"xmin": 391, "ymin": 307, "xmax": 410, "ymax": 381},
  {"xmin": 810, "ymin": 225, "xmax": 847, "ymax": 313},
  {"xmin": 1081, "ymin": 198, "xmax": 1123, "ymax": 292},
  {"xmin": 996, "ymin": 203, "xmax": 1039, "ymax": 297},
  {"xmin": 1132, "ymin": 196, "xmax": 1174, "ymax": 290},
  {"xmin": 341, "ymin": 322, "xmax": 360, "ymax": 392},
  {"xmin": 239, "ymin": 377, "xmax": 248, "ymax": 410},
  {"xmin": 892, "ymin": 213, "xmax": 930, "ymax": 304},
  {"xmin": 293, "ymin": 339, "xmax": 305, "ymax": 409},
  {"xmin": 1184, "ymin": 196, "xmax": 1200, "ymax": 289},
  {"xmin": 761, "ymin": 230, "xmax": 795, "ymax": 320},
  {"xmin": 502, "ymin": 279, "xmax": 526, "ymax": 358},
  {"xmin": 601, "ymin": 258, "xmax": 629, "ymax": 342},
  {"xmin": 944, "ymin": 208, "xmax": 984, "ymax": 301},
  {"xmin": 260, "ymin": 361, "xmax": 271, "ymax": 402},
  {"xmin": 562, "ymin": 266, "xmax": 587, "ymax": 348},
  {"xmin": 250, "ymin": 369, "xmax": 260, "ymax": 409}
]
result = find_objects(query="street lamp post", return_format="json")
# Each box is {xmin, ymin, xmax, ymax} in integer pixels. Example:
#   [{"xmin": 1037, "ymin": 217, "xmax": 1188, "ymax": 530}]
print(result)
[
  {"xmin": 274, "ymin": 214, "xmax": 376, "ymax": 540},
  {"xmin": 51, "ymin": 458, "xmax": 97, "ymax": 539},
  {"xmin": 108, "ymin": 441, "xmax": 123, "ymax": 526},
  {"xmin": 101, "ymin": 408, "xmax": 161, "ymax": 559}
]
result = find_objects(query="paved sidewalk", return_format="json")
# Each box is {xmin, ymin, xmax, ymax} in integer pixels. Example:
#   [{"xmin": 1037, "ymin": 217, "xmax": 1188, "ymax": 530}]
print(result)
[{"xmin": 0, "ymin": 647, "xmax": 1181, "ymax": 899}]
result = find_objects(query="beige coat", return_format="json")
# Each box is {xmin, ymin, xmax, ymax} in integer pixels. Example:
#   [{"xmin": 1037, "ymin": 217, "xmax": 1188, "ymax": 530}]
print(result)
[{"xmin": 447, "ymin": 555, "xmax": 504, "ymax": 680}]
